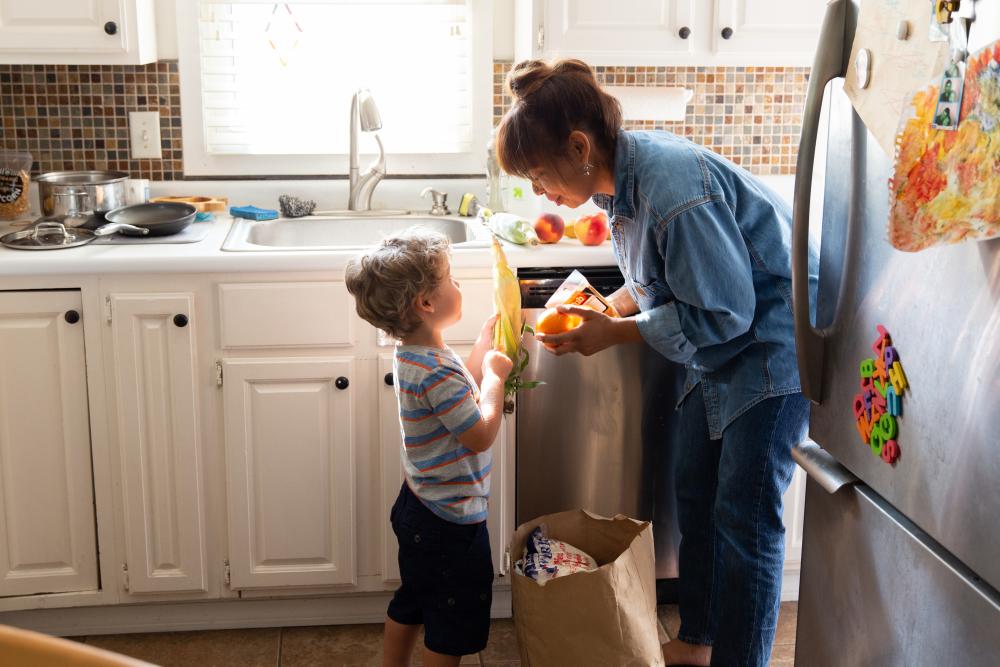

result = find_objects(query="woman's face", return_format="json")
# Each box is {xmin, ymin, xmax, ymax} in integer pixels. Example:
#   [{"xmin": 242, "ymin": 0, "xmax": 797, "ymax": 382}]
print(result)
[{"xmin": 526, "ymin": 163, "xmax": 594, "ymax": 209}]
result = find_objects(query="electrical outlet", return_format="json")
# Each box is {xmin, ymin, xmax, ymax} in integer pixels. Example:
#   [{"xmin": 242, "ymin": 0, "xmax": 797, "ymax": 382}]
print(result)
[{"xmin": 129, "ymin": 111, "xmax": 162, "ymax": 159}]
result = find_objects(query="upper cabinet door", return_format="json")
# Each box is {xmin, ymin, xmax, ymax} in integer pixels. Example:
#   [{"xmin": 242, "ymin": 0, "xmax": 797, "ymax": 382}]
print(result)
[
  {"xmin": 223, "ymin": 357, "xmax": 357, "ymax": 590},
  {"xmin": 110, "ymin": 293, "xmax": 208, "ymax": 594},
  {"xmin": 713, "ymin": 0, "xmax": 826, "ymax": 65},
  {"xmin": 0, "ymin": 291, "xmax": 98, "ymax": 597},
  {"xmin": 0, "ymin": 0, "xmax": 157, "ymax": 65},
  {"xmin": 531, "ymin": 0, "xmax": 698, "ymax": 65}
]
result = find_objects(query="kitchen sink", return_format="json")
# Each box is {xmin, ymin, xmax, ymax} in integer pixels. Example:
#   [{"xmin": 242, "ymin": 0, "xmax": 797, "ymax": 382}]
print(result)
[{"xmin": 222, "ymin": 215, "xmax": 486, "ymax": 251}]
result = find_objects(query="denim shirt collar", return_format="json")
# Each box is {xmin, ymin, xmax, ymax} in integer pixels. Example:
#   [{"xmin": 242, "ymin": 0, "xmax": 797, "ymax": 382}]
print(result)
[{"xmin": 592, "ymin": 130, "xmax": 636, "ymax": 219}]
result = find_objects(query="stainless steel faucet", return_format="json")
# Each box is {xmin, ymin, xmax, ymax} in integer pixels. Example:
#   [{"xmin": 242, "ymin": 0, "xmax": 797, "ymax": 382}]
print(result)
[{"xmin": 348, "ymin": 89, "xmax": 385, "ymax": 211}]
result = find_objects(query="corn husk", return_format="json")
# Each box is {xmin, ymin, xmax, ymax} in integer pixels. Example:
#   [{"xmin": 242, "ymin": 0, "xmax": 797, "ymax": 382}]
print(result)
[{"xmin": 491, "ymin": 236, "xmax": 541, "ymax": 412}]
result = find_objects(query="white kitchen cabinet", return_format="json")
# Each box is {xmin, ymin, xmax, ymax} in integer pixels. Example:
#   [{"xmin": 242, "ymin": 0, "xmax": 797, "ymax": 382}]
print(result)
[
  {"xmin": 523, "ymin": 0, "xmax": 698, "ymax": 66},
  {"xmin": 712, "ymin": 0, "xmax": 827, "ymax": 63},
  {"xmin": 0, "ymin": 0, "xmax": 157, "ymax": 65},
  {"xmin": 109, "ymin": 293, "xmax": 208, "ymax": 594},
  {"xmin": 223, "ymin": 357, "xmax": 357, "ymax": 589},
  {"xmin": 515, "ymin": 0, "xmax": 826, "ymax": 66},
  {"xmin": 0, "ymin": 291, "xmax": 98, "ymax": 597}
]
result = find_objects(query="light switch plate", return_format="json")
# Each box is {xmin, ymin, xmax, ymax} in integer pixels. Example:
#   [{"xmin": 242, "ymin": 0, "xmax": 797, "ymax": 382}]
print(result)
[{"xmin": 129, "ymin": 111, "xmax": 162, "ymax": 159}]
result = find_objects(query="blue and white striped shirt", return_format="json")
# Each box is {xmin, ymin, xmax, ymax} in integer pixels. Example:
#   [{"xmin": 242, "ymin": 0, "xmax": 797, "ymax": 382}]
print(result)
[{"xmin": 393, "ymin": 345, "xmax": 490, "ymax": 524}]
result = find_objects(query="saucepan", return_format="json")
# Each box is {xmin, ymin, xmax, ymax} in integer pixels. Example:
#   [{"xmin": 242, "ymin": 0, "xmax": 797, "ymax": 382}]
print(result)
[{"xmin": 37, "ymin": 170, "xmax": 129, "ymax": 223}]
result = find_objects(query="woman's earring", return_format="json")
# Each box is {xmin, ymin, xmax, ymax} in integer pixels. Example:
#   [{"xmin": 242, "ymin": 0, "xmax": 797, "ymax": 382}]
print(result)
[{"xmin": 582, "ymin": 162, "xmax": 593, "ymax": 176}]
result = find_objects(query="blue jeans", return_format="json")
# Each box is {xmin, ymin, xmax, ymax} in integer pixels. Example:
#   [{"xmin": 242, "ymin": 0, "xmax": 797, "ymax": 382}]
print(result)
[{"xmin": 675, "ymin": 389, "xmax": 809, "ymax": 667}]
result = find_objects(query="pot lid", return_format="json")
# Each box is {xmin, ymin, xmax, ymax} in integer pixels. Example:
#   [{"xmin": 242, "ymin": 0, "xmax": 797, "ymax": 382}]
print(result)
[{"xmin": 0, "ymin": 222, "xmax": 96, "ymax": 250}]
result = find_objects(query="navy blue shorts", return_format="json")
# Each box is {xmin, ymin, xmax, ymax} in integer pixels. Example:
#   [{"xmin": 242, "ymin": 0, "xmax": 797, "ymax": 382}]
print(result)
[{"xmin": 387, "ymin": 483, "xmax": 493, "ymax": 656}]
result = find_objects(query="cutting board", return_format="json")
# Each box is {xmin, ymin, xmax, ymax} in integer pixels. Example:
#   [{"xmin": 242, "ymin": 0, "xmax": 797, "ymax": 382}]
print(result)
[{"xmin": 150, "ymin": 195, "xmax": 229, "ymax": 212}]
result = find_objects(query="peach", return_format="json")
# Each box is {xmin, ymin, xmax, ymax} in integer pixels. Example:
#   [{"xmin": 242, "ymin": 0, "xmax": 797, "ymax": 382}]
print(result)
[
  {"xmin": 576, "ymin": 214, "xmax": 609, "ymax": 246},
  {"xmin": 534, "ymin": 212, "xmax": 565, "ymax": 244}
]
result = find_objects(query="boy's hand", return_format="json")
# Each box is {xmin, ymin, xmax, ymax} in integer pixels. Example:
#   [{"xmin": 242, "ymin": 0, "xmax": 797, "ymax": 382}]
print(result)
[
  {"xmin": 474, "ymin": 314, "xmax": 498, "ymax": 352},
  {"xmin": 483, "ymin": 350, "xmax": 513, "ymax": 380}
]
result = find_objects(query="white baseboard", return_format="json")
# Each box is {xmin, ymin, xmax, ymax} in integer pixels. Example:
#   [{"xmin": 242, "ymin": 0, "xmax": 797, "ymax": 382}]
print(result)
[{"xmin": 0, "ymin": 590, "xmax": 513, "ymax": 638}]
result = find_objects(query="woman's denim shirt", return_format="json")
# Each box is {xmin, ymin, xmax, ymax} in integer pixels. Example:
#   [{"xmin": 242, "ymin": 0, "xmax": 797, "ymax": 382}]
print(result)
[{"xmin": 593, "ymin": 130, "xmax": 819, "ymax": 439}]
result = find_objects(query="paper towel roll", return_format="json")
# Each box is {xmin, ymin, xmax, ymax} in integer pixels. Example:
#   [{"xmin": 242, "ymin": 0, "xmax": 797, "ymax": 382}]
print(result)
[{"xmin": 604, "ymin": 86, "xmax": 694, "ymax": 122}]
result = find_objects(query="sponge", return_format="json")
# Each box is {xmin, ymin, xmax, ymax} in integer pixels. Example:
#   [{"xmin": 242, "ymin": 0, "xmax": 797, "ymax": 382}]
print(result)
[{"xmin": 230, "ymin": 205, "xmax": 279, "ymax": 221}]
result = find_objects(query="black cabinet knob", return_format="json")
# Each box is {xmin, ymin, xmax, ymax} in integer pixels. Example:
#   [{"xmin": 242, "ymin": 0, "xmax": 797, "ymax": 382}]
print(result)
[
  {"xmin": 173, "ymin": 314, "xmax": 188, "ymax": 328},
  {"xmin": 104, "ymin": 21, "xmax": 118, "ymax": 35},
  {"xmin": 721, "ymin": 26, "xmax": 734, "ymax": 40},
  {"xmin": 64, "ymin": 310, "xmax": 80, "ymax": 324},
  {"xmin": 335, "ymin": 376, "xmax": 350, "ymax": 390},
  {"xmin": 384, "ymin": 372, "xmax": 394, "ymax": 386},
  {"xmin": 678, "ymin": 26, "xmax": 690, "ymax": 39}
]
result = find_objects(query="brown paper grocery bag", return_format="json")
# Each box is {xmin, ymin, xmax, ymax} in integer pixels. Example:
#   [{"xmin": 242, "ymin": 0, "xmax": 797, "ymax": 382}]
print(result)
[{"xmin": 510, "ymin": 510, "xmax": 664, "ymax": 667}]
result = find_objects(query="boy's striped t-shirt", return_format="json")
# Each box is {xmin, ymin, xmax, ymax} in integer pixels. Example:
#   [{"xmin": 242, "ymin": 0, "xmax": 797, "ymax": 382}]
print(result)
[{"xmin": 393, "ymin": 344, "xmax": 490, "ymax": 524}]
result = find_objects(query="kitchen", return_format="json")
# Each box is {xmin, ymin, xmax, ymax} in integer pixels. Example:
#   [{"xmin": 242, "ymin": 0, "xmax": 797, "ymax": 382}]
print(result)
[{"xmin": 0, "ymin": 1, "xmax": 997, "ymax": 666}]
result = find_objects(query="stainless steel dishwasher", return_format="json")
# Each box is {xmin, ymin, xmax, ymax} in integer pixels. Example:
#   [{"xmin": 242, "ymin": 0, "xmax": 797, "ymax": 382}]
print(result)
[{"xmin": 515, "ymin": 267, "xmax": 685, "ymax": 586}]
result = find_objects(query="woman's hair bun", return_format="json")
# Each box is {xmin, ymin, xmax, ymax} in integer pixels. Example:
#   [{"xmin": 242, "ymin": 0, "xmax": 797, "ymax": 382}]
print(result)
[{"xmin": 507, "ymin": 59, "xmax": 597, "ymax": 101}]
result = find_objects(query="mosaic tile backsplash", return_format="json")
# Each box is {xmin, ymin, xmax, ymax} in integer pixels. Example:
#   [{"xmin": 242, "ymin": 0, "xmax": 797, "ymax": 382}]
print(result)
[
  {"xmin": 0, "ymin": 60, "xmax": 808, "ymax": 180},
  {"xmin": 494, "ymin": 62, "xmax": 809, "ymax": 176},
  {"xmin": 0, "ymin": 62, "xmax": 183, "ymax": 180}
]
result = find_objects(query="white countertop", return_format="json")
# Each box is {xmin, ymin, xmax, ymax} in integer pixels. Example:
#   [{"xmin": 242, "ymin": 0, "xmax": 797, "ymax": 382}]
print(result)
[
  {"xmin": 0, "ymin": 215, "xmax": 617, "ymax": 277},
  {"xmin": 0, "ymin": 173, "xmax": 794, "ymax": 277}
]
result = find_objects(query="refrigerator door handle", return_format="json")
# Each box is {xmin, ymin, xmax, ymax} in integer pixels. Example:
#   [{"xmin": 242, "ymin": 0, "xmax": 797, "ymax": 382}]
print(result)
[
  {"xmin": 792, "ymin": 0, "xmax": 850, "ymax": 403},
  {"xmin": 792, "ymin": 440, "xmax": 859, "ymax": 494}
]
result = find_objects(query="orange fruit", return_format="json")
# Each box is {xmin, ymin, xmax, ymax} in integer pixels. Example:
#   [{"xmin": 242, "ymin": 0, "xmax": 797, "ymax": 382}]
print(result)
[{"xmin": 536, "ymin": 307, "xmax": 582, "ymax": 334}]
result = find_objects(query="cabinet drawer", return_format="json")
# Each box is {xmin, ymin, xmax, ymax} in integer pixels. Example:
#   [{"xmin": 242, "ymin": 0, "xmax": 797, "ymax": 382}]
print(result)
[
  {"xmin": 448, "ymin": 279, "xmax": 495, "ymax": 344},
  {"xmin": 219, "ymin": 282, "xmax": 355, "ymax": 349}
]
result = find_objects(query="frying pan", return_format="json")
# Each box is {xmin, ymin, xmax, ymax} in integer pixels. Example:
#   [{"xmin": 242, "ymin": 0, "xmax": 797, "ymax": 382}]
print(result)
[{"xmin": 103, "ymin": 202, "xmax": 197, "ymax": 236}]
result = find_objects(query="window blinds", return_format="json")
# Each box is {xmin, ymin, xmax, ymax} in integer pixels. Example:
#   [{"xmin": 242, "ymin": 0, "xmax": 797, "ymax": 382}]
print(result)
[{"xmin": 196, "ymin": 1, "xmax": 473, "ymax": 155}]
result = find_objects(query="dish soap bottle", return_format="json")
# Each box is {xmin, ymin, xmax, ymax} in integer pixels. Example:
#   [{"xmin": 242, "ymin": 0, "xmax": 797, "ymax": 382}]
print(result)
[{"xmin": 486, "ymin": 128, "xmax": 507, "ymax": 212}]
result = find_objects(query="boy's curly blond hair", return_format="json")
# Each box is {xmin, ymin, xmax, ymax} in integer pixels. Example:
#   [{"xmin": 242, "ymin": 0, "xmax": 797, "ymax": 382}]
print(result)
[{"xmin": 344, "ymin": 230, "xmax": 451, "ymax": 340}]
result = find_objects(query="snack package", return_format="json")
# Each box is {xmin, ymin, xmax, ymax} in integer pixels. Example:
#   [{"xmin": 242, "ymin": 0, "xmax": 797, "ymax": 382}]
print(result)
[
  {"xmin": 516, "ymin": 525, "xmax": 598, "ymax": 586},
  {"xmin": 544, "ymin": 269, "xmax": 620, "ymax": 317},
  {"xmin": 0, "ymin": 151, "xmax": 32, "ymax": 221}
]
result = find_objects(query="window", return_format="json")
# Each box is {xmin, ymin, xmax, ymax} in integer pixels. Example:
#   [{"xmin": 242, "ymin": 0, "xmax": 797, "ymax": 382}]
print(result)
[{"xmin": 177, "ymin": 0, "xmax": 491, "ymax": 176}]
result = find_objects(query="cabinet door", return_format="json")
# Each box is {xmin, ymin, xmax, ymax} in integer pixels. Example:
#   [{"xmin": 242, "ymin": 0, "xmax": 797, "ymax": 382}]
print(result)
[
  {"xmin": 379, "ymin": 355, "xmax": 404, "ymax": 585},
  {"xmin": 713, "ymin": 0, "xmax": 826, "ymax": 64},
  {"xmin": 0, "ymin": 291, "xmax": 97, "ymax": 597},
  {"xmin": 223, "ymin": 358, "xmax": 356, "ymax": 589},
  {"xmin": 0, "ymin": 0, "xmax": 139, "ymax": 62},
  {"xmin": 542, "ymin": 0, "xmax": 697, "ymax": 64},
  {"xmin": 379, "ymin": 354, "xmax": 511, "ymax": 584},
  {"xmin": 110, "ymin": 293, "xmax": 207, "ymax": 594},
  {"xmin": 780, "ymin": 465, "xmax": 807, "ymax": 601}
]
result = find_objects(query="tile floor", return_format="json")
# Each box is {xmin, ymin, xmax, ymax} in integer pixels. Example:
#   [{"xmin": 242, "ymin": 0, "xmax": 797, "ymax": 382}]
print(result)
[{"xmin": 72, "ymin": 602, "xmax": 797, "ymax": 666}]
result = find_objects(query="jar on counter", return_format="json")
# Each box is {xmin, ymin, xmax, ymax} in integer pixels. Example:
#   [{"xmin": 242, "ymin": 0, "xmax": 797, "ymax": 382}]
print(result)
[{"xmin": 0, "ymin": 151, "xmax": 32, "ymax": 221}]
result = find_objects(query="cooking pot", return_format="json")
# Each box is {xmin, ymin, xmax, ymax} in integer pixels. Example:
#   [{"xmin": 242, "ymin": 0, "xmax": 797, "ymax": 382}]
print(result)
[{"xmin": 37, "ymin": 171, "xmax": 128, "ymax": 222}]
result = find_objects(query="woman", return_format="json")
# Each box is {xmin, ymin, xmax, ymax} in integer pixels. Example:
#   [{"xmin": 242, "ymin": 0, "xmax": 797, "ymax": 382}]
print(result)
[{"xmin": 495, "ymin": 59, "xmax": 818, "ymax": 667}]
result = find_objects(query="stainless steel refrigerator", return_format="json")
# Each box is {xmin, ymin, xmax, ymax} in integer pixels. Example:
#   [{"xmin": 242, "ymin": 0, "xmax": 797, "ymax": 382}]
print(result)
[{"xmin": 791, "ymin": 1, "xmax": 1000, "ymax": 664}]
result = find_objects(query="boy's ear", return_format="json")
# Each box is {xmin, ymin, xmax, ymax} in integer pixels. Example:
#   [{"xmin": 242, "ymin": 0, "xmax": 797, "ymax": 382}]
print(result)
[{"xmin": 413, "ymin": 292, "xmax": 435, "ymax": 316}]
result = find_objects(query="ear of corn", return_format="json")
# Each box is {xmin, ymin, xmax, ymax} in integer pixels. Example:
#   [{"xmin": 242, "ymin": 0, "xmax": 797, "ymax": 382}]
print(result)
[{"xmin": 491, "ymin": 236, "xmax": 542, "ymax": 412}]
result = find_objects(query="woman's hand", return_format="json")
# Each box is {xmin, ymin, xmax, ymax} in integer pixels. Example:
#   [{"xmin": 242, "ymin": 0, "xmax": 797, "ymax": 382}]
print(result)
[
  {"xmin": 534, "ymin": 305, "xmax": 643, "ymax": 356},
  {"xmin": 607, "ymin": 285, "xmax": 640, "ymax": 317}
]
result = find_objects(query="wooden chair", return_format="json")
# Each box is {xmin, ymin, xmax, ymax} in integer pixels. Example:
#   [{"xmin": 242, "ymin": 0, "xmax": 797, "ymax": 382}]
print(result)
[{"xmin": 0, "ymin": 624, "xmax": 158, "ymax": 666}]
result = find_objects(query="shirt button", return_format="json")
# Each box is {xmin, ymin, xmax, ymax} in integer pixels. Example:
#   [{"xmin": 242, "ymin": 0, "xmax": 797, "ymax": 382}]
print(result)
[
  {"xmin": 413, "ymin": 534, "xmax": 421, "ymax": 544},
  {"xmin": 447, "ymin": 597, "xmax": 456, "ymax": 606}
]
